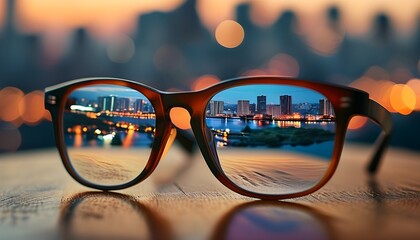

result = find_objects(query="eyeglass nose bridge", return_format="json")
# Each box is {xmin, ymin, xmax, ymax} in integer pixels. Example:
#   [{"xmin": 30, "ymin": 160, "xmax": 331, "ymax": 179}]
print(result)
[{"xmin": 159, "ymin": 91, "xmax": 222, "ymax": 165}]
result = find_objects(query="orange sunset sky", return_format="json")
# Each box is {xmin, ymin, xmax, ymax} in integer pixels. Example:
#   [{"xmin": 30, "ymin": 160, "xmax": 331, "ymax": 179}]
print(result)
[{"xmin": 0, "ymin": 0, "xmax": 418, "ymax": 42}]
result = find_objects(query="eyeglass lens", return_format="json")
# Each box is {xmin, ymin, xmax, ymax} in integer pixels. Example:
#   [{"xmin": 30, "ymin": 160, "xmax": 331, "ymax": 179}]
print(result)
[
  {"xmin": 206, "ymin": 85, "xmax": 336, "ymax": 195},
  {"xmin": 63, "ymin": 84, "xmax": 156, "ymax": 186}
]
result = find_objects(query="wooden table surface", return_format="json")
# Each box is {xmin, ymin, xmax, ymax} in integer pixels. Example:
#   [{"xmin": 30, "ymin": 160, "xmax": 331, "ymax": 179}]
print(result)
[{"xmin": 0, "ymin": 144, "xmax": 419, "ymax": 240}]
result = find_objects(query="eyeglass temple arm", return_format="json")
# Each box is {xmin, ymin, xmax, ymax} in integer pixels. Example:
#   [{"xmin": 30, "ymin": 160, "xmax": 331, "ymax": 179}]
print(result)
[{"xmin": 364, "ymin": 100, "xmax": 393, "ymax": 174}]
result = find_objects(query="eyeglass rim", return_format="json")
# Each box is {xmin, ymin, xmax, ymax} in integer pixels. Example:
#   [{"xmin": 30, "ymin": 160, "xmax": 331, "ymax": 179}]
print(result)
[{"xmin": 45, "ymin": 76, "xmax": 392, "ymax": 200}]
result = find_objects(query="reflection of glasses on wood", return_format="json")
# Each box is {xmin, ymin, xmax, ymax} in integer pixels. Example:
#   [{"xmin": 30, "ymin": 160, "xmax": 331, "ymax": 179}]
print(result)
[{"xmin": 45, "ymin": 76, "xmax": 392, "ymax": 200}]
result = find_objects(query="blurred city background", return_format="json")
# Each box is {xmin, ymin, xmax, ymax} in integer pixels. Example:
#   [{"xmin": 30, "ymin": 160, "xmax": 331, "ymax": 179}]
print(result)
[{"xmin": 0, "ymin": 0, "xmax": 419, "ymax": 153}]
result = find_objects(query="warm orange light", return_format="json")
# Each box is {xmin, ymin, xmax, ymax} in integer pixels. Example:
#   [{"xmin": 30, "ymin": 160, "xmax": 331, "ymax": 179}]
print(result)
[
  {"xmin": 390, "ymin": 84, "xmax": 416, "ymax": 115},
  {"xmin": 364, "ymin": 66, "xmax": 390, "ymax": 80},
  {"xmin": 123, "ymin": 129, "xmax": 134, "ymax": 148},
  {"xmin": 348, "ymin": 116, "xmax": 368, "ymax": 130},
  {"xmin": 191, "ymin": 75, "xmax": 220, "ymax": 91},
  {"xmin": 169, "ymin": 107, "xmax": 191, "ymax": 130},
  {"xmin": 17, "ymin": 0, "xmax": 184, "ymax": 37},
  {"xmin": 349, "ymin": 76, "xmax": 376, "ymax": 93},
  {"xmin": 371, "ymin": 80, "xmax": 396, "ymax": 113},
  {"xmin": 44, "ymin": 110, "xmax": 52, "ymax": 121},
  {"xmin": 74, "ymin": 125, "xmax": 83, "ymax": 148},
  {"xmin": 215, "ymin": 20, "xmax": 244, "ymax": 48},
  {"xmin": 0, "ymin": 87, "xmax": 24, "ymax": 122},
  {"xmin": 242, "ymin": 69, "xmax": 266, "ymax": 76},
  {"xmin": 19, "ymin": 90, "xmax": 45, "ymax": 125},
  {"xmin": 407, "ymin": 78, "xmax": 420, "ymax": 111},
  {"xmin": 267, "ymin": 54, "xmax": 299, "ymax": 77}
]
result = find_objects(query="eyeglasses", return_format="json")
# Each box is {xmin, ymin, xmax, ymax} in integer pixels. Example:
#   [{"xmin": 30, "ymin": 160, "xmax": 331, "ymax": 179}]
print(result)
[{"xmin": 44, "ymin": 77, "xmax": 392, "ymax": 200}]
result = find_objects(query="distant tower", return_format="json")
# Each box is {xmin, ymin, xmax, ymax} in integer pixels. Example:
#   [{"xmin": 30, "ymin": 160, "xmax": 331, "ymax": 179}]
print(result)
[
  {"xmin": 257, "ymin": 95, "xmax": 266, "ymax": 114},
  {"xmin": 237, "ymin": 100, "xmax": 250, "ymax": 116},
  {"xmin": 209, "ymin": 101, "xmax": 224, "ymax": 116},
  {"xmin": 280, "ymin": 95, "xmax": 292, "ymax": 115},
  {"xmin": 319, "ymin": 99, "xmax": 334, "ymax": 116}
]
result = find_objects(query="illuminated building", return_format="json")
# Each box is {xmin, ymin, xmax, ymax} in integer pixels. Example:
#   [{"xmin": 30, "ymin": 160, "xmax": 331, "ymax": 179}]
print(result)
[
  {"xmin": 209, "ymin": 100, "xmax": 224, "ymax": 116},
  {"xmin": 257, "ymin": 95, "xmax": 266, "ymax": 114},
  {"xmin": 249, "ymin": 103, "xmax": 256, "ymax": 114},
  {"xmin": 319, "ymin": 98, "xmax": 334, "ymax": 116},
  {"xmin": 280, "ymin": 95, "xmax": 292, "ymax": 115},
  {"xmin": 266, "ymin": 104, "xmax": 281, "ymax": 117},
  {"xmin": 133, "ymin": 99, "xmax": 144, "ymax": 113},
  {"xmin": 237, "ymin": 100, "xmax": 250, "ymax": 116},
  {"xmin": 98, "ymin": 96, "xmax": 117, "ymax": 112},
  {"xmin": 117, "ymin": 98, "xmax": 130, "ymax": 112}
]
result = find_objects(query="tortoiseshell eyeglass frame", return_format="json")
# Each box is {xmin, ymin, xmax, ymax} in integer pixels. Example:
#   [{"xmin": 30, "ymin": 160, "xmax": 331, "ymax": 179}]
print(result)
[{"xmin": 45, "ymin": 76, "xmax": 392, "ymax": 200}]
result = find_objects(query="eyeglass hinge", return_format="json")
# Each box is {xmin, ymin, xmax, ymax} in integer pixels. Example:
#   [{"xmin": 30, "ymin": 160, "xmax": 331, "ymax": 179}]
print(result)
[
  {"xmin": 47, "ymin": 95, "xmax": 57, "ymax": 105},
  {"xmin": 340, "ymin": 97, "xmax": 351, "ymax": 108}
]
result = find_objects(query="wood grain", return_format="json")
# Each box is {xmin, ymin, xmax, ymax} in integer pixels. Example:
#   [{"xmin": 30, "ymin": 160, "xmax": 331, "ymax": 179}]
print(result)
[{"xmin": 0, "ymin": 144, "xmax": 419, "ymax": 240}]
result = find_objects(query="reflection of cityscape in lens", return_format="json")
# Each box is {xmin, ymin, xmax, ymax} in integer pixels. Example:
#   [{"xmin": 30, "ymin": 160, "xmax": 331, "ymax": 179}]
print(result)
[
  {"xmin": 64, "ymin": 86, "xmax": 156, "ymax": 148},
  {"xmin": 206, "ymin": 86, "xmax": 336, "ymax": 149}
]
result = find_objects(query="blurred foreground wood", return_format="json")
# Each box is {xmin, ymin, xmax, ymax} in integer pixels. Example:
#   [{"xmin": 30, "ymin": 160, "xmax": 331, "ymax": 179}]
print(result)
[{"xmin": 0, "ymin": 144, "xmax": 419, "ymax": 240}]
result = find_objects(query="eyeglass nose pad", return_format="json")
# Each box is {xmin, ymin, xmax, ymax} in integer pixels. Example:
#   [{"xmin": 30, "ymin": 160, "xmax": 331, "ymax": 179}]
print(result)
[{"xmin": 161, "ymin": 127, "xmax": 177, "ymax": 159}]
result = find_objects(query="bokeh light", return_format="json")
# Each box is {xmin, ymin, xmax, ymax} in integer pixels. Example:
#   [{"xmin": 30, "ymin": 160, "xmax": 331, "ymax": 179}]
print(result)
[
  {"xmin": 348, "ymin": 116, "xmax": 368, "ymax": 130},
  {"xmin": 191, "ymin": 75, "xmax": 220, "ymax": 91},
  {"xmin": 242, "ymin": 69, "xmax": 267, "ymax": 76},
  {"xmin": 153, "ymin": 45, "xmax": 185, "ymax": 71},
  {"xmin": 0, "ymin": 123, "xmax": 21, "ymax": 152},
  {"xmin": 370, "ymin": 80, "xmax": 396, "ymax": 113},
  {"xmin": 390, "ymin": 84, "xmax": 416, "ymax": 115},
  {"xmin": 0, "ymin": 87, "xmax": 25, "ymax": 123},
  {"xmin": 106, "ymin": 35, "xmax": 135, "ymax": 63},
  {"xmin": 19, "ymin": 90, "xmax": 45, "ymax": 125},
  {"xmin": 267, "ymin": 54, "xmax": 299, "ymax": 77},
  {"xmin": 407, "ymin": 78, "xmax": 420, "ymax": 111},
  {"xmin": 169, "ymin": 107, "xmax": 191, "ymax": 130},
  {"xmin": 364, "ymin": 66, "xmax": 390, "ymax": 80},
  {"xmin": 215, "ymin": 20, "xmax": 245, "ymax": 48}
]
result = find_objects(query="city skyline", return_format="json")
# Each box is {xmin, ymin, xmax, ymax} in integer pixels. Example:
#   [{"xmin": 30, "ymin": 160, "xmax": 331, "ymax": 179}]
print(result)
[{"xmin": 210, "ymin": 85, "xmax": 325, "ymax": 104}]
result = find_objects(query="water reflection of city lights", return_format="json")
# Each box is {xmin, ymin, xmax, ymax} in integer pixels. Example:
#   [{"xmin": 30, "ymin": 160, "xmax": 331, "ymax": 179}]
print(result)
[
  {"xmin": 123, "ymin": 129, "xmax": 135, "ymax": 148},
  {"xmin": 74, "ymin": 125, "xmax": 82, "ymax": 148},
  {"xmin": 215, "ymin": 20, "xmax": 244, "ymax": 48},
  {"xmin": 276, "ymin": 121, "xmax": 301, "ymax": 128}
]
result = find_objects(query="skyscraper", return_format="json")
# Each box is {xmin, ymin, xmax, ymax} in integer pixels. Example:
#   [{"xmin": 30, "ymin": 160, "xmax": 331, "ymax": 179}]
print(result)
[
  {"xmin": 319, "ymin": 99, "xmax": 334, "ymax": 116},
  {"xmin": 133, "ymin": 99, "xmax": 144, "ymax": 113},
  {"xmin": 257, "ymin": 95, "xmax": 266, "ymax": 114},
  {"xmin": 117, "ymin": 98, "xmax": 130, "ymax": 111},
  {"xmin": 266, "ymin": 104, "xmax": 281, "ymax": 117},
  {"xmin": 209, "ymin": 101, "xmax": 224, "ymax": 116},
  {"xmin": 237, "ymin": 100, "xmax": 250, "ymax": 116},
  {"xmin": 280, "ymin": 95, "xmax": 292, "ymax": 115},
  {"xmin": 249, "ymin": 103, "xmax": 256, "ymax": 114},
  {"xmin": 98, "ymin": 96, "xmax": 118, "ymax": 112}
]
